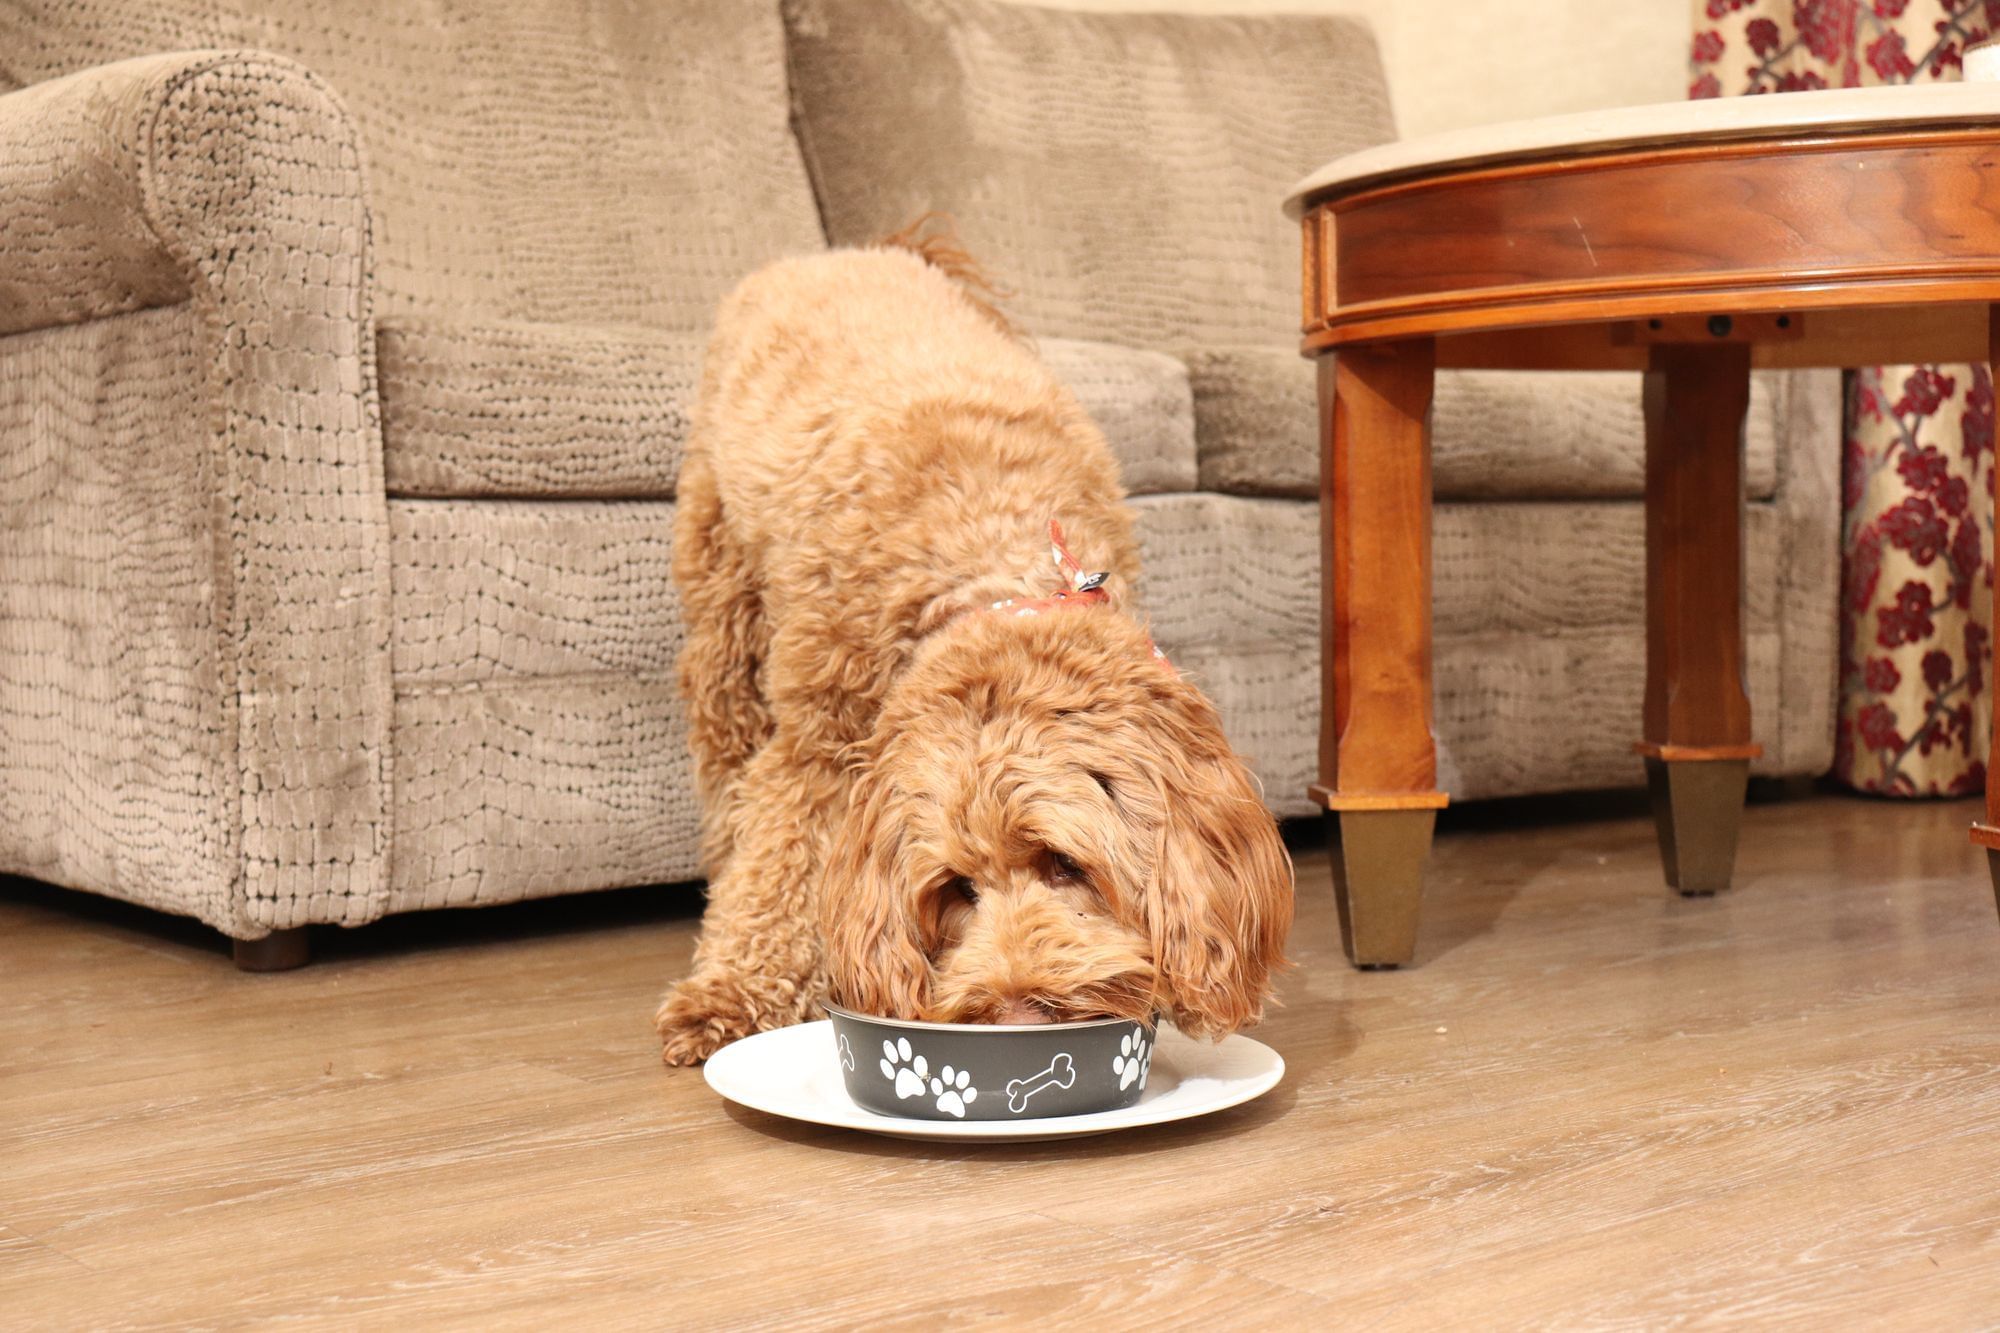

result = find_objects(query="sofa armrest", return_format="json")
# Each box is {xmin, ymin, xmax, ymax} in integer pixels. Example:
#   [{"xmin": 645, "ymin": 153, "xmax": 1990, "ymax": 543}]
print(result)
[
  {"xmin": 0, "ymin": 50, "xmax": 371, "ymax": 336},
  {"xmin": 0, "ymin": 57, "xmax": 193, "ymax": 334},
  {"xmin": 0, "ymin": 51, "xmax": 394, "ymax": 935}
]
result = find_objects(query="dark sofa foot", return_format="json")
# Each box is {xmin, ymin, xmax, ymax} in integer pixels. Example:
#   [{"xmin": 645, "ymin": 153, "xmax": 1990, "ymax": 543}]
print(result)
[{"xmin": 232, "ymin": 927, "xmax": 311, "ymax": 972}]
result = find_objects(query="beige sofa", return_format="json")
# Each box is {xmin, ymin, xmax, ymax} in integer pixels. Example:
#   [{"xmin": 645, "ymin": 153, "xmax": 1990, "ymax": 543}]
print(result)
[{"xmin": 0, "ymin": 0, "xmax": 1838, "ymax": 959}]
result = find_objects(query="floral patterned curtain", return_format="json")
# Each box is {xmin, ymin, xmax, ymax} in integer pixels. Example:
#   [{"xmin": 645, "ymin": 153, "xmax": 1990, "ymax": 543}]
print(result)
[{"xmin": 1691, "ymin": 0, "xmax": 1997, "ymax": 796}]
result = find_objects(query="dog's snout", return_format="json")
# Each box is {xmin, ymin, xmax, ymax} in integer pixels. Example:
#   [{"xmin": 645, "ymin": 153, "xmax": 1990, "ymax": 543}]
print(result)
[{"xmin": 996, "ymin": 997, "xmax": 1054, "ymax": 1025}]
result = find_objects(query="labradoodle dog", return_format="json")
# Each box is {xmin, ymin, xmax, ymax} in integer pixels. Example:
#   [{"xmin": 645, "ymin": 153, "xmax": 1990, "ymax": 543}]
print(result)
[{"xmin": 654, "ymin": 232, "xmax": 1294, "ymax": 1066}]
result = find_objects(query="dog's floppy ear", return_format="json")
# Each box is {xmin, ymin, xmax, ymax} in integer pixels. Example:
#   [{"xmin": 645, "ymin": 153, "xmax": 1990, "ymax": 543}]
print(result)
[
  {"xmin": 817, "ymin": 768, "xmax": 934, "ymax": 1019},
  {"xmin": 1133, "ymin": 688, "xmax": 1294, "ymax": 1039}
]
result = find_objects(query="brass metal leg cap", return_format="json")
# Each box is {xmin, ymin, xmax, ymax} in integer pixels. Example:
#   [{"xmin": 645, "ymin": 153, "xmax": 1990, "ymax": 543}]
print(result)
[
  {"xmin": 1329, "ymin": 809, "xmax": 1435, "ymax": 968},
  {"xmin": 1645, "ymin": 756, "xmax": 1750, "ymax": 896},
  {"xmin": 232, "ymin": 927, "xmax": 311, "ymax": 973}
]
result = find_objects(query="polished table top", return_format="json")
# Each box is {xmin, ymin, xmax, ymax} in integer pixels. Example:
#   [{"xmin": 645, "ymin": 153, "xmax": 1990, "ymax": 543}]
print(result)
[{"xmin": 1286, "ymin": 82, "xmax": 2000, "ymax": 214}]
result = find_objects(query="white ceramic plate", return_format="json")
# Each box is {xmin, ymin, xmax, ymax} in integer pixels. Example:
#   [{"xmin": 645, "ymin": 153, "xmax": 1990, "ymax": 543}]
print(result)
[{"xmin": 704, "ymin": 1019, "xmax": 1284, "ymax": 1143}]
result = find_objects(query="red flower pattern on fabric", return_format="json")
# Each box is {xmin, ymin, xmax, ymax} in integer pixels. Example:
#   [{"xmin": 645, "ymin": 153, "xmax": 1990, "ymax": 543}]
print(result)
[
  {"xmin": 1895, "ymin": 366, "xmax": 1956, "ymax": 416},
  {"xmin": 1896, "ymin": 444, "xmax": 1951, "ymax": 494},
  {"xmin": 1866, "ymin": 28, "xmax": 1919, "ymax": 75},
  {"xmin": 1864, "ymin": 656, "xmax": 1903, "ymax": 692},
  {"xmin": 1877, "ymin": 580, "xmax": 1938, "ymax": 648},
  {"xmin": 1963, "ymin": 367, "xmax": 1994, "ymax": 460},
  {"xmin": 1879, "ymin": 495, "xmax": 1949, "ymax": 565},
  {"xmin": 1857, "ymin": 702, "xmax": 1905, "ymax": 752},
  {"xmin": 1950, "ymin": 519, "xmax": 1984, "ymax": 607},
  {"xmin": 1748, "ymin": 15, "xmax": 1787, "ymax": 50},
  {"xmin": 1938, "ymin": 474, "xmax": 1970, "ymax": 517},
  {"xmin": 1794, "ymin": 0, "xmax": 1855, "ymax": 62}
]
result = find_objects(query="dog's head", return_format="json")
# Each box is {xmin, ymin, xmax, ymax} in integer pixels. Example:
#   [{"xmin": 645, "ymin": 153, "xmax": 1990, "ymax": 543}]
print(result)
[{"xmin": 820, "ymin": 608, "xmax": 1293, "ymax": 1037}]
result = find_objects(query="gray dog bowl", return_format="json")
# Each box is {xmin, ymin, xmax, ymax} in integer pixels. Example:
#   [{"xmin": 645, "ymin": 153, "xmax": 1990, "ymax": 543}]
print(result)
[{"xmin": 825, "ymin": 1003, "xmax": 1157, "ymax": 1122}]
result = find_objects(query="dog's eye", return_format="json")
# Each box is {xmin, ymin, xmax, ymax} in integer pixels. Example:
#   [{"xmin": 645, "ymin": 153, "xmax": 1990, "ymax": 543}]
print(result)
[
  {"xmin": 946, "ymin": 876, "xmax": 978, "ymax": 906},
  {"xmin": 1051, "ymin": 853, "xmax": 1085, "ymax": 883}
]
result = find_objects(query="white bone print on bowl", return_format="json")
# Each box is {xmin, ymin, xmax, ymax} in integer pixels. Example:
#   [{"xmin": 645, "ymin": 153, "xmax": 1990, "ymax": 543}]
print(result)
[
  {"xmin": 1113, "ymin": 1026, "xmax": 1152, "ymax": 1091},
  {"xmin": 1005, "ymin": 1052, "xmax": 1077, "ymax": 1113}
]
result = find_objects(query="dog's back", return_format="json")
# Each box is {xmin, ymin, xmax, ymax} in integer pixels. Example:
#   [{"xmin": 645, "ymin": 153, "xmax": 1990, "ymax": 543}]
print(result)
[
  {"xmin": 672, "ymin": 243, "xmax": 1137, "ymax": 798},
  {"xmin": 695, "ymin": 246, "xmax": 1059, "ymax": 492},
  {"xmin": 686, "ymin": 245, "xmax": 1135, "ymax": 619}
]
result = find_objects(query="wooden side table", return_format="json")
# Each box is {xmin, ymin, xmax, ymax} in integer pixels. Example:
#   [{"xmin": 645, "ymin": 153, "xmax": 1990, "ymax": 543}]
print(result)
[{"xmin": 1288, "ymin": 85, "xmax": 2000, "ymax": 967}]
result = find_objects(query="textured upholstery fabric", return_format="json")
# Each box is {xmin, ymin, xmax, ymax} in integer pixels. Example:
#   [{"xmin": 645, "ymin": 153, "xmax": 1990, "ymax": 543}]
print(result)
[
  {"xmin": 387, "ymin": 501, "xmax": 701, "ymax": 910},
  {"xmin": 377, "ymin": 321, "xmax": 704, "ymax": 499},
  {"xmin": 1034, "ymin": 340, "xmax": 1197, "ymax": 497},
  {"xmin": 0, "ymin": 307, "xmax": 232, "ymax": 920},
  {"xmin": 1136, "ymin": 488, "xmax": 1816, "ymax": 815},
  {"xmin": 1767, "ymin": 369, "xmax": 1846, "ymax": 781},
  {"xmin": 782, "ymin": 0, "xmax": 1395, "ymax": 348},
  {"xmin": 389, "ymin": 502, "xmax": 681, "ymax": 685},
  {"xmin": 0, "ymin": 0, "xmax": 825, "ymax": 330},
  {"xmin": 1187, "ymin": 348, "xmax": 1785, "ymax": 504},
  {"xmin": 0, "ymin": 53, "xmax": 392, "ymax": 934},
  {"xmin": 375, "ymin": 321, "xmax": 1196, "ymax": 500},
  {"xmin": 391, "ymin": 677, "xmax": 700, "ymax": 913}
]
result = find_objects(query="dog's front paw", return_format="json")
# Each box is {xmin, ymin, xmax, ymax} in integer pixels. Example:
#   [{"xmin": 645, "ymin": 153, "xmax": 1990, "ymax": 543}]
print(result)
[{"xmin": 655, "ymin": 973, "xmax": 790, "ymax": 1067}]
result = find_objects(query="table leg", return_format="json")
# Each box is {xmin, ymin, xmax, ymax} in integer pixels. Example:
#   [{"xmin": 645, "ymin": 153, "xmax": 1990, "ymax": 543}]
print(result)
[
  {"xmin": 1969, "ymin": 307, "xmax": 2000, "ymax": 915},
  {"xmin": 1312, "ymin": 343, "xmax": 1448, "ymax": 968},
  {"xmin": 1639, "ymin": 341, "xmax": 1760, "ymax": 896}
]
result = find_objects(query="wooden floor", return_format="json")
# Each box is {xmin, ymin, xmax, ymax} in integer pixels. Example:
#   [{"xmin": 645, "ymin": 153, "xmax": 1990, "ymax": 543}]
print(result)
[{"xmin": 4, "ymin": 790, "xmax": 1998, "ymax": 1328}]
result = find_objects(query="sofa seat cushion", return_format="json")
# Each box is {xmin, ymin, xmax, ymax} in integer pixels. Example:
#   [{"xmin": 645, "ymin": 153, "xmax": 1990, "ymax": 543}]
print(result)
[
  {"xmin": 376, "ymin": 318, "xmax": 1199, "ymax": 499},
  {"xmin": 1186, "ymin": 347, "xmax": 1783, "ymax": 503},
  {"xmin": 1131, "ymin": 493, "xmax": 1791, "ymax": 813},
  {"xmin": 1039, "ymin": 339, "xmax": 1197, "ymax": 495}
]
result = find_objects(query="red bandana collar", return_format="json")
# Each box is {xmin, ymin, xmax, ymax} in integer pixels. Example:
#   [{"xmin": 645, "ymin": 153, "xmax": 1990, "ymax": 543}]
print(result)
[
  {"xmin": 986, "ymin": 520, "xmax": 1171, "ymax": 671},
  {"xmin": 986, "ymin": 520, "xmax": 1111, "ymax": 618}
]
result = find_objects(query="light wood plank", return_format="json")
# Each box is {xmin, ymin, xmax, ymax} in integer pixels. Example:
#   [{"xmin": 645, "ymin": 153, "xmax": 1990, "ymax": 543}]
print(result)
[{"xmin": 3, "ymin": 793, "xmax": 1997, "ymax": 1326}]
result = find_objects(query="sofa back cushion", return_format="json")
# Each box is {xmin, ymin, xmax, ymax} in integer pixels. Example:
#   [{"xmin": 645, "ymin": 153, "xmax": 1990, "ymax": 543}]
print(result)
[
  {"xmin": 782, "ymin": 0, "xmax": 1394, "ymax": 348},
  {"xmin": 0, "ymin": 0, "xmax": 825, "ymax": 329}
]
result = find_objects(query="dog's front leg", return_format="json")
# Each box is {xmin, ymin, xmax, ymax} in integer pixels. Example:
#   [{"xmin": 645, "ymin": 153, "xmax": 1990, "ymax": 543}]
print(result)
[{"xmin": 656, "ymin": 738, "xmax": 839, "ymax": 1065}]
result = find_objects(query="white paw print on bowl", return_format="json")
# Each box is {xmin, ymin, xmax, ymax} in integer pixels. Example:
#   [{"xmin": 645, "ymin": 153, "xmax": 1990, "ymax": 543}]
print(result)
[
  {"xmin": 879, "ymin": 1038, "xmax": 979, "ymax": 1117},
  {"xmin": 1113, "ymin": 1026, "xmax": 1152, "ymax": 1091},
  {"xmin": 929, "ymin": 1065, "xmax": 977, "ymax": 1118},
  {"xmin": 879, "ymin": 1037, "xmax": 930, "ymax": 1100}
]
